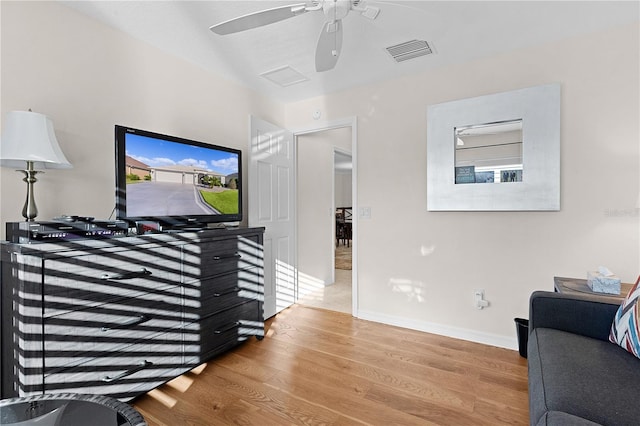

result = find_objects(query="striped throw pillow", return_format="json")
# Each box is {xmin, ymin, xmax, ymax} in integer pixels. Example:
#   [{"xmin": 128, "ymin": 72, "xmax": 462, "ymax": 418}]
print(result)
[{"xmin": 609, "ymin": 276, "xmax": 640, "ymax": 359}]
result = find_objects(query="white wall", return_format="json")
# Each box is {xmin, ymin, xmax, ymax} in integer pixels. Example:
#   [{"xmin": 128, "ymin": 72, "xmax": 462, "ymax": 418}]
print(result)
[
  {"xmin": 0, "ymin": 1, "xmax": 283, "ymax": 236},
  {"xmin": 335, "ymin": 171, "xmax": 352, "ymax": 208},
  {"xmin": 297, "ymin": 127, "xmax": 351, "ymax": 286},
  {"xmin": 286, "ymin": 22, "xmax": 640, "ymax": 348}
]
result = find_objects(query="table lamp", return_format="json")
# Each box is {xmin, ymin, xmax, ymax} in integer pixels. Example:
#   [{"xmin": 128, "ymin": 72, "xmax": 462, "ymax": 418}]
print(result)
[{"xmin": 0, "ymin": 110, "xmax": 72, "ymax": 221}]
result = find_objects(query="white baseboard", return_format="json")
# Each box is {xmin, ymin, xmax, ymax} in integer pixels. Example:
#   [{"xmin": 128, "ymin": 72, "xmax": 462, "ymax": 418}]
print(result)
[{"xmin": 356, "ymin": 309, "xmax": 518, "ymax": 351}]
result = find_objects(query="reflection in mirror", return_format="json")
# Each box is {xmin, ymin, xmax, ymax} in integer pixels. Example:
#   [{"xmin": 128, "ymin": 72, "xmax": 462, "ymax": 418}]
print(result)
[{"xmin": 454, "ymin": 119, "xmax": 523, "ymax": 184}]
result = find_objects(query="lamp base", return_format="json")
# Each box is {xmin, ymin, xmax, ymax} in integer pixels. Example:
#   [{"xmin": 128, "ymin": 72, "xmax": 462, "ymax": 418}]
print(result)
[{"xmin": 18, "ymin": 161, "xmax": 40, "ymax": 221}]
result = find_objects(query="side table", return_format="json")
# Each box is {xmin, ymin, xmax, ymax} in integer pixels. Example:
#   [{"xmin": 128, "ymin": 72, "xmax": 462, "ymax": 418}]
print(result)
[
  {"xmin": 0, "ymin": 393, "xmax": 146, "ymax": 426},
  {"xmin": 554, "ymin": 276, "xmax": 633, "ymax": 305}
]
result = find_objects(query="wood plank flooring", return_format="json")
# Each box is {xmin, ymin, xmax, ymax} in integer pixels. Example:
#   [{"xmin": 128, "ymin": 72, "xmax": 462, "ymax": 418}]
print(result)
[{"xmin": 132, "ymin": 305, "xmax": 528, "ymax": 425}]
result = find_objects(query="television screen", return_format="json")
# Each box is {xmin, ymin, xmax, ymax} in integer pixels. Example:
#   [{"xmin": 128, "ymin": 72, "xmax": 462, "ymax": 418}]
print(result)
[{"xmin": 115, "ymin": 125, "xmax": 242, "ymax": 228}]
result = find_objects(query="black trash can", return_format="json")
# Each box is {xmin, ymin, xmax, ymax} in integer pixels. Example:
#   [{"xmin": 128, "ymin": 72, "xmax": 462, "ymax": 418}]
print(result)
[{"xmin": 514, "ymin": 318, "xmax": 529, "ymax": 358}]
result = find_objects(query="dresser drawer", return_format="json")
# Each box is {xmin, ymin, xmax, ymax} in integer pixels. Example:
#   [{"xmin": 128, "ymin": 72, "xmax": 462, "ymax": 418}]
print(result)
[
  {"xmin": 183, "ymin": 268, "xmax": 263, "ymax": 322},
  {"xmin": 44, "ymin": 290, "xmax": 184, "ymax": 371},
  {"xmin": 42, "ymin": 246, "xmax": 182, "ymax": 312},
  {"xmin": 44, "ymin": 278, "xmax": 183, "ymax": 320},
  {"xmin": 183, "ymin": 235, "xmax": 261, "ymax": 282},
  {"xmin": 183, "ymin": 301, "xmax": 262, "ymax": 364},
  {"xmin": 43, "ymin": 327, "xmax": 183, "ymax": 375},
  {"xmin": 43, "ymin": 336, "xmax": 183, "ymax": 400}
]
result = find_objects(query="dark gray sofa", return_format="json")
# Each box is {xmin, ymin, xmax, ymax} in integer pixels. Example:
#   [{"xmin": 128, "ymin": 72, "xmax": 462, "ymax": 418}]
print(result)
[{"xmin": 528, "ymin": 291, "xmax": 640, "ymax": 426}]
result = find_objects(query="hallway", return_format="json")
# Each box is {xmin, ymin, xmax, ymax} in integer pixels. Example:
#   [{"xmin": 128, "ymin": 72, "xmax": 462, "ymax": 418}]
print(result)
[{"xmin": 298, "ymin": 244, "xmax": 352, "ymax": 314}]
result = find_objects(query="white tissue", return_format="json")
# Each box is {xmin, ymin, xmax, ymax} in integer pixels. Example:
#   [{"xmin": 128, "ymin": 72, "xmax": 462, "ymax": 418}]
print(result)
[
  {"xmin": 588, "ymin": 267, "xmax": 621, "ymax": 294},
  {"xmin": 597, "ymin": 266, "xmax": 614, "ymax": 276}
]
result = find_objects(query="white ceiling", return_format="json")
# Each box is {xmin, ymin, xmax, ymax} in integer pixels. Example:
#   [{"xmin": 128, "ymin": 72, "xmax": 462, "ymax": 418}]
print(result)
[{"xmin": 61, "ymin": 1, "xmax": 639, "ymax": 103}]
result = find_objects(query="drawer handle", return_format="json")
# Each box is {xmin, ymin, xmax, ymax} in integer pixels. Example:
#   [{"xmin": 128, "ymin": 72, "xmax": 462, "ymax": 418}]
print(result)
[
  {"xmin": 212, "ymin": 253, "xmax": 241, "ymax": 261},
  {"xmin": 214, "ymin": 321, "xmax": 241, "ymax": 334},
  {"xmin": 101, "ymin": 360, "xmax": 153, "ymax": 383},
  {"xmin": 101, "ymin": 268, "xmax": 153, "ymax": 281},
  {"xmin": 101, "ymin": 315, "xmax": 150, "ymax": 332},
  {"xmin": 213, "ymin": 287, "xmax": 240, "ymax": 297}
]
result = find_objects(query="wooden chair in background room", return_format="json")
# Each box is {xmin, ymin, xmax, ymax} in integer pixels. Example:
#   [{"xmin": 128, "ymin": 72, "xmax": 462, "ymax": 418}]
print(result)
[
  {"xmin": 336, "ymin": 210, "xmax": 345, "ymax": 247},
  {"xmin": 336, "ymin": 208, "xmax": 352, "ymax": 247}
]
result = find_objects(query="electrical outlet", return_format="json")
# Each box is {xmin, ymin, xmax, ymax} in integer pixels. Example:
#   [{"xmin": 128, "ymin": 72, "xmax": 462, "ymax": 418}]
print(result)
[{"xmin": 474, "ymin": 289, "xmax": 489, "ymax": 309}]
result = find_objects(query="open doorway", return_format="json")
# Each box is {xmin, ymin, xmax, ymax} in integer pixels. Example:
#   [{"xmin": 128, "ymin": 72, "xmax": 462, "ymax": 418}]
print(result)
[
  {"xmin": 330, "ymin": 149, "xmax": 353, "ymax": 313},
  {"xmin": 296, "ymin": 127, "xmax": 353, "ymax": 314}
]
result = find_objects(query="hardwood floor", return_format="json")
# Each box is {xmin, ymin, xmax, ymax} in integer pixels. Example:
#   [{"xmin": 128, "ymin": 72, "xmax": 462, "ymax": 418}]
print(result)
[{"xmin": 133, "ymin": 305, "xmax": 529, "ymax": 425}]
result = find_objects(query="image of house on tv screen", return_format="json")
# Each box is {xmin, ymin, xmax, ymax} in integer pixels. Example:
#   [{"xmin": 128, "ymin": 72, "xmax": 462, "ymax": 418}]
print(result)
[{"xmin": 124, "ymin": 136, "xmax": 239, "ymax": 217}]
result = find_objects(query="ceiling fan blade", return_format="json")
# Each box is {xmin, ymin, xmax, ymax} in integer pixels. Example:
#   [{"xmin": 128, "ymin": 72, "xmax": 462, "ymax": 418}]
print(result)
[
  {"xmin": 210, "ymin": 3, "xmax": 308, "ymax": 35},
  {"xmin": 315, "ymin": 20, "xmax": 343, "ymax": 72},
  {"xmin": 353, "ymin": 4, "xmax": 380, "ymax": 20}
]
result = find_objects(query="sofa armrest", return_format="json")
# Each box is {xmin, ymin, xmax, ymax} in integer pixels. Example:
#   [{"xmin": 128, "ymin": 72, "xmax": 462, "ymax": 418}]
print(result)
[{"xmin": 529, "ymin": 291, "xmax": 620, "ymax": 341}]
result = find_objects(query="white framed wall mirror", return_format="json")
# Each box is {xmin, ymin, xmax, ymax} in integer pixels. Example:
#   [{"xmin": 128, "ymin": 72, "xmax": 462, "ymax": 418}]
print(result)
[{"xmin": 427, "ymin": 83, "xmax": 560, "ymax": 211}]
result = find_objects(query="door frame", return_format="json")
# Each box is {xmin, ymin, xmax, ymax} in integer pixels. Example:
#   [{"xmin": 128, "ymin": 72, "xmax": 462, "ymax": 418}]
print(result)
[{"xmin": 292, "ymin": 116, "xmax": 358, "ymax": 316}]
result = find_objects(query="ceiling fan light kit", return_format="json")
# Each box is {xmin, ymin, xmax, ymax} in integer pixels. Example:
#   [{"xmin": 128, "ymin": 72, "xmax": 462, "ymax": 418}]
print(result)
[{"xmin": 209, "ymin": 0, "xmax": 381, "ymax": 72}]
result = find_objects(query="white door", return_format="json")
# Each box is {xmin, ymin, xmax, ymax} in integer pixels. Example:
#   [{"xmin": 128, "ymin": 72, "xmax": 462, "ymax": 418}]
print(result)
[{"xmin": 248, "ymin": 116, "xmax": 296, "ymax": 319}]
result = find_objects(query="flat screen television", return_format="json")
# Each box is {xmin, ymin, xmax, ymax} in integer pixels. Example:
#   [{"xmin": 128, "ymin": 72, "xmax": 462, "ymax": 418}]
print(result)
[{"xmin": 115, "ymin": 125, "xmax": 242, "ymax": 229}]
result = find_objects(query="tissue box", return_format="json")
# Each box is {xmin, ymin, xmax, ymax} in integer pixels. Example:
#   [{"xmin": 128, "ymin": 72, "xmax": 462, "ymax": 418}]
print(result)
[{"xmin": 587, "ymin": 271, "xmax": 621, "ymax": 294}]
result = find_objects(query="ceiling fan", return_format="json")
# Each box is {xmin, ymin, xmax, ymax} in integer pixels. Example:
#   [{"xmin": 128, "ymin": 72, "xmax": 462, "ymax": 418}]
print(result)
[{"xmin": 209, "ymin": 0, "xmax": 381, "ymax": 72}]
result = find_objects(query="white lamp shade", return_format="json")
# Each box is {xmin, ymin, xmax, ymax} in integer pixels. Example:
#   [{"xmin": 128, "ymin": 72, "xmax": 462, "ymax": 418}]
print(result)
[{"xmin": 0, "ymin": 110, "xmax": 72, "ymax": 169}]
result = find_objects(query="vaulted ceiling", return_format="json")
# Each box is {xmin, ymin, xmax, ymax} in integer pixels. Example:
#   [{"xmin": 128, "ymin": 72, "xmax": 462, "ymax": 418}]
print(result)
[{"xmin": 61, "ymin": 1, "xmax": 639, "ymax": 103}]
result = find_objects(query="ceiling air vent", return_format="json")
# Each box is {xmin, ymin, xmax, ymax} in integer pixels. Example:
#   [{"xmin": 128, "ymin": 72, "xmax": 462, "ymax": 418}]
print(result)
[
  {"xmin": 386, "ymin": 40, "xmax": 434, "ymax": 63},
  {"xmin": 260, "ymin": 66, "xmax": 308, "ymax": 87}
]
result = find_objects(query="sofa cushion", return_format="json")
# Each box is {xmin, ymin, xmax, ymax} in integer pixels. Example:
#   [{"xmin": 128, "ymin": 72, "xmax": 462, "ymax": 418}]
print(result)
[
  {"xmin": 609, "ymin": 276, "xmax": 640, "ymax": 359},
  {"xmin": 529, "ymin": 327, "xmax": 640, "ymax": 426}
]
